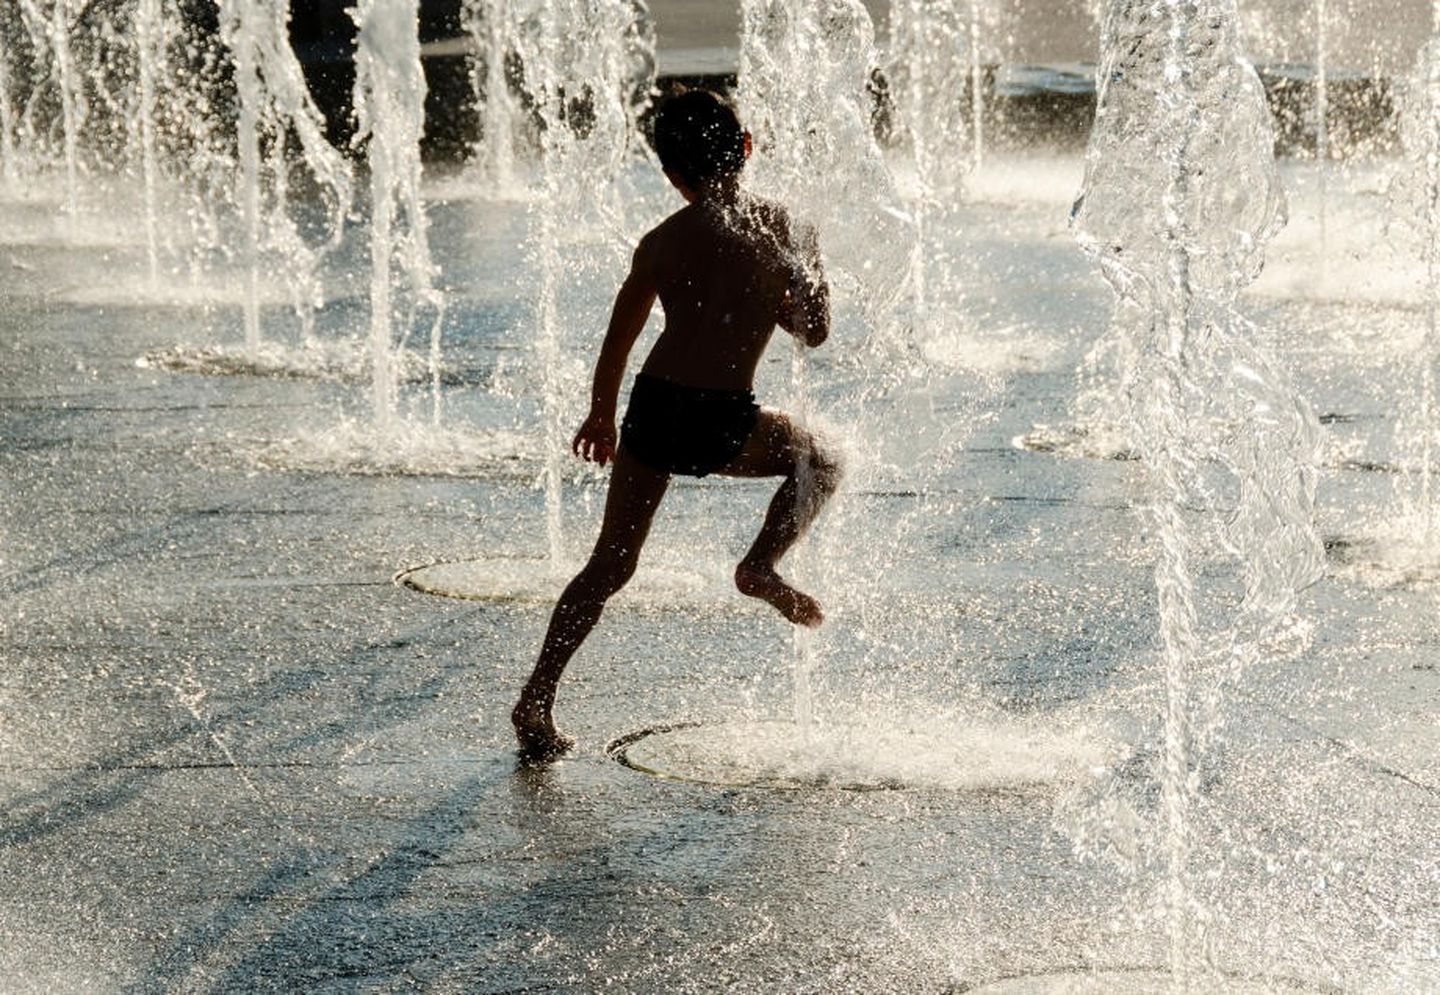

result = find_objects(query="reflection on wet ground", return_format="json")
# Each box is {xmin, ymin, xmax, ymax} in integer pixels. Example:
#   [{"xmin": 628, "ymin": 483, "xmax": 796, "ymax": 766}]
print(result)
[{"xmin": 0, "ymin": 157, "xmax": 1436, "ymax": 991}]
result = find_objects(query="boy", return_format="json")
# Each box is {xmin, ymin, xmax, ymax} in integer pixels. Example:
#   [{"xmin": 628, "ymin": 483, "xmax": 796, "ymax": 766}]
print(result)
[{"xmin": 512, "ymin": 89, "xmax": 840, "ymax": 758}]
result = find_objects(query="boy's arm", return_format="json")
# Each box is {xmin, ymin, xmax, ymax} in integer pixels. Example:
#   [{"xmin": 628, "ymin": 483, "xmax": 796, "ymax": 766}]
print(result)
[
  {"xmin": 573, "ymin": 237, "xmax": 658, "ymax": 466},
  {"xmin": 777, "ymin": 223, "xmax": 830, "ymax": 347}
]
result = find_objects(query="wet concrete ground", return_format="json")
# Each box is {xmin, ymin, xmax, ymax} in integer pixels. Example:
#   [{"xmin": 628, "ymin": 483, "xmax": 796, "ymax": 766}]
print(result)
[{"xmin": 1, "ymin": 158, "xmax": 1438, "ymax": 992}]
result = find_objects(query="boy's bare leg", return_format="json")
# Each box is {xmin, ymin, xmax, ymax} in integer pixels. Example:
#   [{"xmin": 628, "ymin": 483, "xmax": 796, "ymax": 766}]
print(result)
[
  {"xmin": 719, "ymin": 411, "xmax": 840, "ymax": 627},
  {"xmin": 513, "ymin": 447, "xmax": 670, "ymax": 757}
]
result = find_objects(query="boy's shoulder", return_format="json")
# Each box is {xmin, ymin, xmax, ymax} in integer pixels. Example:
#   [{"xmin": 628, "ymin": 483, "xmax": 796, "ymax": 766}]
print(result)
[
  {"xmin": 632, "ymin": 195, "xmax": 806, "ymax": 270},
  {"xmin": 631, "ymin": 215, "xmax": 675, "ymax": 269},
  {"xmin": 637, "ymin": 205, "xmax": 690, "ymax": 244},
  {"xmin": 658, "ymin": 194, "xmax": 797, "ymax": 240},
  {"xmin": 633, "ymin": 203, "xmax": 702, "ymax": 259}
]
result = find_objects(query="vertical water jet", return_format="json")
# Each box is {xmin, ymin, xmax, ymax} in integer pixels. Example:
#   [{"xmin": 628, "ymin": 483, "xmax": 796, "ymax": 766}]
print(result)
[
  {"xmin": 1314, "ymin": 0, "xmax": 1330, "ymax": 259},
  {"xmin": 886, "ymin": 0, "xmax": 973, "ymax": 326},
  {"xmin": 1074, "ymin": 0, "xmax": 1323, "ymax": 980},
  {"xmin": 1417, "ymin": 9, "xmax": 1440, "ymax": 533},
  {"xmin": 220, "ymin": 0, "xmax": 353, "ymax": 358},
  {"xmin": 740, "ymin": 0, "xmax": 919, "ymax": 738},
  {"xmin": 352, "ymin": 0, "xmax": 442, "ymax": 430},
  {"xmin": 511, "ymin": 0, "xmax": 655, "ymax": 573},
  {"xmin": 225, "ymin": 0, "xmax": 263, "ymax": 355},
  {"xmin": 1391, "ymin": 2, "xmax": 1440, "ymax": 541},
  {"xmin": 17, "ymin": 0, "xmax": 81, "ymax": 214},
  {"xmin": 531, "ymin": 0, "xmax": 564, "ymax": 567},
  {"xmin": 969, "ymin": 0, "xmax": 986, "ymax": 173},
  {"xmin": 134, "ymin": 0, "xmax": 163, "ymax": 284},
  {"xmin": 462, "ymin": 0, "xmax": 521, "ymax": 196},
  {"xmin": 0, "ymin": 25, "xmax": 17, "ymax": 186}
]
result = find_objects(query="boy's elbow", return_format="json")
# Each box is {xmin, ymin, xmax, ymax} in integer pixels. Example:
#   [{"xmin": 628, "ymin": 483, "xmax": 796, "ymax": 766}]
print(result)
[{"xmin": 804, "ymin": 305, "xmax": 831, "ymax": 347}]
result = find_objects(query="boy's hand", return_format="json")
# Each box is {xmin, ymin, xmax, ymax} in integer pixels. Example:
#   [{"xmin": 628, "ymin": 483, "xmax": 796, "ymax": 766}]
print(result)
[
  {"xmin": 572, "ymin": 411, "xmax": 618, "ymax": 466},
  {"xmin": 777, "ymin": 270, "xmax": 830, "ymax": 347}
]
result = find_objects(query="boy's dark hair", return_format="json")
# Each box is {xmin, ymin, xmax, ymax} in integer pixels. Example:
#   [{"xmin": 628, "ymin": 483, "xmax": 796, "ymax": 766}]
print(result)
[{"xmin": 652, "ymin": 89, "xmax": 746, "ymax": 188}]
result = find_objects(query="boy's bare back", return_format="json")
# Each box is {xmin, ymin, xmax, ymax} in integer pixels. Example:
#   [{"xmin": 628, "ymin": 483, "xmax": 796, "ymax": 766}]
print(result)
[{"xmin": 637, "ymin": 196, "xmax": 821, "ymax": 391}]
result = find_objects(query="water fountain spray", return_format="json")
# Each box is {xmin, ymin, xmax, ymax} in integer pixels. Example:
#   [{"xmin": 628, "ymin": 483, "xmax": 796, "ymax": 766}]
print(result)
[
  {"xmin": 1314, "ymin": 0, "xmax": 1330, "ymax": 258},
  {"xmin": 462, "ymin": 0, "xmax": 521, "ymax": 196},
  {"xmin": 511, "ymin": 0, "xmax": 655, "ymax": 572},
  {"xmin": 886, "ymin": 0, "xmax": 973, "ymax": 327},
  {"xmin": 0, "ymin": 22, "xmax": 18, "ymax": 185},
  {"xmin": 738, "ymin": 0, "xmax": 914, "ymax": 321},
  {"xmin": 744, "ymin": 0, "xmax": 924, "ymax": 383},
  {"xmin": 526, "ymin": 0, "xmax": 567, "ymax": 570},
  {"xmin": 352, "ymin": 0, "xmax": 444, "ymax": 431},
  {"xmin": 1419, "ymin": 1, "xmax": 1440, "ymax": 532},
  {"xmin": 888, "ymin": 0, "xmax": 976, "ymax": 204},
  {"xmin": 135, "ymin": 0, "xmax": 163, "ymax": 284},
  {"xmin": 740, "ymin": 0, "xmax": 918, "ymax": 737},
  {"xmin": 16, "ymin": 0, "xmax": 82, "ymax": 214},
  {"xmin": 226, "ymin": 0, "xmax": 262, "ymax": 355},
  {"xmin": 1074, "ymin": 0, "xmax": 1322, "ymax": 981},
  {"xmin": 220, "ymin": 0, "xmax": 353, "ymax": 359},
  {"xmin": 1415, "ymin": 28, "xmax": 1440, "ymax": 536},
  {"xmin": 1385, "ymin": 2, "xmax": 1440, "ymax": 543},
  {"xmin": 968, "ymin": 0, "xmax": 987, "ymax": 174}
]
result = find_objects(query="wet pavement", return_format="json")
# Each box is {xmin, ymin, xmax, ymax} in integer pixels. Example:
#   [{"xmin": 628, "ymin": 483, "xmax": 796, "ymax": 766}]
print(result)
[{"xmin": 0, "ymin": 157, "xmax": 1437, "ymax": 992}]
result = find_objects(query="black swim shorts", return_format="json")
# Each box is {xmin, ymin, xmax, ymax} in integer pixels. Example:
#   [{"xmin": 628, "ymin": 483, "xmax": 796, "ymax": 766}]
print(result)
[{"xmin": 620, "ymin": 373, "xmax": 760, "ymax": 477}]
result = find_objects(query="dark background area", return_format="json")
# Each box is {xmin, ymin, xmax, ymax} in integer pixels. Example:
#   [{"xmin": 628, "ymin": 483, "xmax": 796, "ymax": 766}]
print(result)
[
  {"xmin": 281, "ymin": 1, "xmax": 1394, "ymax": 162},
  {"xmin": 289, "ymin": 0, "xmax": 475, "ymax": 158}
]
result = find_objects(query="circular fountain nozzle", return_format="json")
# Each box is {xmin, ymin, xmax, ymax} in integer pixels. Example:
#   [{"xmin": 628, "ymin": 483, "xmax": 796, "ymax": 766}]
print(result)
[
  {"xmin": 608, "ymin": 718, "xmax": 1114, "ymax": 793},
  {"xmin": 396, "ymin": 557, "xmax": 713, "ymax": 605},
  {"xmin": 958, "ymin": 968, "xmax": 1341, "ymax": 994}
]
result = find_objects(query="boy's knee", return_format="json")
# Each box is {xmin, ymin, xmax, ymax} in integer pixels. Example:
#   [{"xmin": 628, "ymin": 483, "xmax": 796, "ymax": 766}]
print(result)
[{"xmin": 808, "ymin": 445, "xmax": 842, "ymax": 493}]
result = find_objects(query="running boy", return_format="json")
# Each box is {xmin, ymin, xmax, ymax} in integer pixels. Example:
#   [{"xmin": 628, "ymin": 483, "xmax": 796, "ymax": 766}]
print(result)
[{"xmin": 512, "ymin": 89, "xmax": 840, "ymax": 757}]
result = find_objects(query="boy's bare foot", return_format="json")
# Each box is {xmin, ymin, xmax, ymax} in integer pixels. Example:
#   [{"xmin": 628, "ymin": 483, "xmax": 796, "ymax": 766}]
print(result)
[
  {"xmin": 735, "ymin": 562, "xmax": 823, "ymax": 627},
  {"xmin": 511, "ymin": 700, "xmax": 575, "ymax": 760}
]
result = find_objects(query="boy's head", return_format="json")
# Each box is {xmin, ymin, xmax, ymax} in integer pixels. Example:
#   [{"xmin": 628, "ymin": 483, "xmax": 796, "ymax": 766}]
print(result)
[{"xmin": 653, "ymin": 89, "xmax": 749, "ymax": 193}]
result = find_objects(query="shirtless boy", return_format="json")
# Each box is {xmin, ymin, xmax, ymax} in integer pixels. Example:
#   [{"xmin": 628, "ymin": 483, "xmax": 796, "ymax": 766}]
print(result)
[{"xmin": 512, "ymin": 89, "xmax": 841, "ymax": 758}]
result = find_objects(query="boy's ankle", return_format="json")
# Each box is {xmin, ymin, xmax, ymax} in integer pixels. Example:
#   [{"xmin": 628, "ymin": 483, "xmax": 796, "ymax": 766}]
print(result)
[
  {"xmin": 512, "ymin": 696, "xmax": 549, "ymax": 725},
  {"xmin": 734, "ymin": 561, "xmax": 779, "ymax": 595}
]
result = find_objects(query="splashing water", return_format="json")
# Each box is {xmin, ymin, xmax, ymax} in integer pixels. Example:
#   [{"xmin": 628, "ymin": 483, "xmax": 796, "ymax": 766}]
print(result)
[
  {"xmin": 740, "ymin": 0, "xmax": 1008, "ymax": 744},
  {"xmin": 352, "ymin": 0, "xmax": 445, "ymax": 431},
  {"xmin": 738, "ymin": 0, "xmax": 916, "ymax": 359},
  {"xmin": 1313, "ymin": 0, "xmax": 1330, "ymax": 263},
  {"xmin": 884, "ymin": 0, "xmax": 974, "ymax": 369},
  {"xmin": 16, "ymin": 0, "xmax": 82, "ymax": 214},
  {"xmin": 740, "ymin": 0, "xmax": 997, "ymax": 746},
  {"xmin": 0, "ymin": 31, "xmax": 13, "ymax": 185},
  {"xmin": 462, "ymin": 0, "xmax": 523, "ymax": 196},
  {"xmin": 510, "ymin": 0, "xmax": 655, "ymax": 240},
  {"xmin": 968, "ymin": 0, "xmax": 989, "ymax": 173},
  {"xmin": 225, "ymin": 0, "xmax": 263, "ymax": 355},
  {"xmin": 134, "ymin": 0, "xmax": 163, "ymax": 283},
  {"xmin": 70, "ymin": 3, "xmax": 236, "ymax": 287},
  {"xmin": 529, "ymin": 0, "xmax": 567, "ymax": 571},
  {"xmin": 1072, "ymin": 0, "xmax": 1323, "ymax": 983},
  {"xmin": 1340, "ymin": 8, "xmax": 1440, "ymax": 584},
  {"xmin": 2, "ymin": 0, "xmax": 346, "ymax": 314},
  {"xmin": 887, "ymin": 0, "xmax": 991, "ymax": 179},
  {"xmin": 739, "ymin": 0, "xmax": 896, "ymax": 739},
  {"xmin": 512, "ymin": 0, "xmax": 655, "ymax": 571},
  {"xmin": 221, "ymin": 0, "xmax": 353, "ymax": 359},
  {"xmin": 1388, "ymin": 18, "xmax": 1440, "ymax": 543},
  {"xmin": 886, "ymin": 0, "xmax": 975, "ymax": 205}
]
